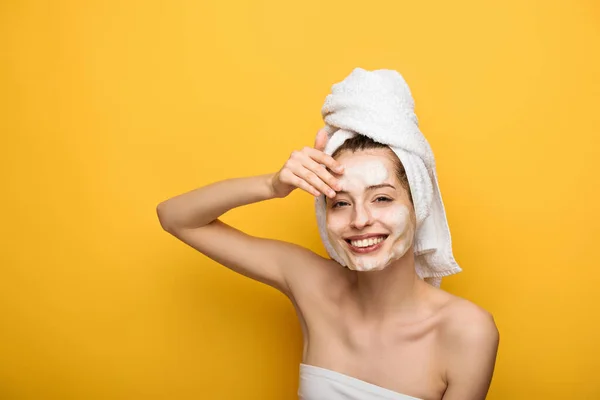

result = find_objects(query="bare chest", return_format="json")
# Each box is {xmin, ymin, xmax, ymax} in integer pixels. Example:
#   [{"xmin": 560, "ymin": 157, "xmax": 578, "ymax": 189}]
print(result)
[{"xmin": 297, "ymin": 299, "xmax": 449, "ymax": 400}]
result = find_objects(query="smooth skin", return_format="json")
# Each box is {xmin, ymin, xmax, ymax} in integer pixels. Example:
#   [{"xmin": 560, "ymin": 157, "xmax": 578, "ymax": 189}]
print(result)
[{"xmin": 156, "ymin": 129, "xmax": 499, "ymax": 400}]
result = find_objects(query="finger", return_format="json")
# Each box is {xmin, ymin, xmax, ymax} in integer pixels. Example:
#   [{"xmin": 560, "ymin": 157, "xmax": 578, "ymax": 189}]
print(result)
[
  {"xmin": 285, "ymin": 157, "xmax": 336, "ymax": 197},
  {"xmin": 314, "ymin": 128, "xmax": 328, "ymax": 152},
  {"xmin": 303, "ymin": 146, "xmax": 344, "ymax": 174},
  {"xmin": 301, "ymin": 155, "xmax": 342, "ymax": 192},
  {"xmin": 295, "ymin": 169, "xmax": 337, "ymax": 198},
  {"xmin": 289, "ymin": 173, "xmax": 321, "ymax": 197}
]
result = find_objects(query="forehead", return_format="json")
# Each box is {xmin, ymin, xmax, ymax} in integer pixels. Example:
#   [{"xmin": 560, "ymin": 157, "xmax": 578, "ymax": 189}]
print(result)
[
  {"xmin": 335, "ymin": 149, "xmax": 397, "ymax": 175},
  {"xmin": 334, "ymin": 149, "xmax": 400, "ymax": 191}
]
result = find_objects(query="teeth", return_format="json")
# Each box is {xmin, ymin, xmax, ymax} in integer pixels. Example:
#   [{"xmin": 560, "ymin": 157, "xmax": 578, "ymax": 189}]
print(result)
[{"xmin": 350, "ymin": 236, "xmax": 385, "ymax": 248}]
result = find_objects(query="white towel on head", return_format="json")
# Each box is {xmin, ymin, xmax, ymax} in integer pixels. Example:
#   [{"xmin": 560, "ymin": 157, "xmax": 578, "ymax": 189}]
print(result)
[{"xmin": 315, "ymin": 67, "xmax": 462, "ymax": 287}]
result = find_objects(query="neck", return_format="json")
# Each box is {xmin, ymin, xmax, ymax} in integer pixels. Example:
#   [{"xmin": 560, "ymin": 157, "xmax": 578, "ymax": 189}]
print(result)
[{"xmin": 350, "ymin": 248, "xmax": 427, "ymax": 320}]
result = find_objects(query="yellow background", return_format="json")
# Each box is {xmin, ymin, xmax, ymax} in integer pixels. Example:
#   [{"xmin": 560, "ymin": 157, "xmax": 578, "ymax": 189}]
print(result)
[{"xmin": 2, "ymin": 1, "xmax": 599, "ymax": 399}]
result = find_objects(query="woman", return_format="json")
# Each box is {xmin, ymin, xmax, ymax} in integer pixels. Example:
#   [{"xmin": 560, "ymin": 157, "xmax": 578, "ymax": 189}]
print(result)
[{"xmin": 157, "ymin": 71, "xmax": 499, "ymax": 400}]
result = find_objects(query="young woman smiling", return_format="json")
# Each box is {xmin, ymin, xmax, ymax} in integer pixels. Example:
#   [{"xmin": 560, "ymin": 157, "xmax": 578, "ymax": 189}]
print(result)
[{"xmin": 156, "ymin": 129, "xmax": 499, "ymax": 400}]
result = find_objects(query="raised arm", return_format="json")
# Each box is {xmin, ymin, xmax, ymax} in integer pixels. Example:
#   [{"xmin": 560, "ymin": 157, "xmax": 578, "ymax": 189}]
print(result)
[{"xmin": 156, "ymin": 129, "xmax": 344, "ymax": 297}]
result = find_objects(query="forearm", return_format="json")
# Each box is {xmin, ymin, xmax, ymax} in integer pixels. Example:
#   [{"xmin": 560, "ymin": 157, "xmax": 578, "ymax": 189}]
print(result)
[{"xmin": 157, "ymin": 173, "xmax": 277, "ymax": 231}]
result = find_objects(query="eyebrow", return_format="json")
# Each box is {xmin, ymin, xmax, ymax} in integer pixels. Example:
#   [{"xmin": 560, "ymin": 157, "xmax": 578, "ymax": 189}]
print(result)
[{"xmin": 335, "ymin": 183, "xmax": 396, "ymax": 195}]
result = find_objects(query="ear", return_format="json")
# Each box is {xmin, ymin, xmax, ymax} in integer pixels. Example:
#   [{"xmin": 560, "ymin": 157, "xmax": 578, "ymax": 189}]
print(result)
[{"xmin": 314, "ymin": 128, "xmax": 329, "ymax": 152}]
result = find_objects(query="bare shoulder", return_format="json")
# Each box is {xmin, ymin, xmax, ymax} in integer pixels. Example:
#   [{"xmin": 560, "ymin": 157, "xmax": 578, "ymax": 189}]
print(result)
[
  {"xmin": 435, "ymin": 294, "xmax": 499, "ymax": 351},
  {"xmin": 284, "ymin": 247, "xmax": 350, "ymax": 302},
  {"xmin": 440, "ymin": 296, "xmax": 499, "ymax": 341},
  {"xmin": 436, "ymin": 295, "xmax": 500, "ymax": 399}
]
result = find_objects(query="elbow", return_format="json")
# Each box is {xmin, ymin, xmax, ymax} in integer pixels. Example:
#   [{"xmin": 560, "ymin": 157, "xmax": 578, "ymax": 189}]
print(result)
[{"xmin": 156, "ymin": 202, "xmax": 175, "ymax": 232}]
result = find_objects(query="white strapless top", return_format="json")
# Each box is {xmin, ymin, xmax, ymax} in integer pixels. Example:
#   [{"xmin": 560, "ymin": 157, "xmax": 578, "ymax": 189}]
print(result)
[{"xmin": 298, "ymin": 363, "xmax": 422, "ymax": 400}]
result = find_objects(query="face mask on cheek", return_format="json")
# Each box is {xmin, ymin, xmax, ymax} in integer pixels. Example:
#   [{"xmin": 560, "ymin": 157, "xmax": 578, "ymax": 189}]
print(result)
[{"xmin": 326, "ymin": 203, "xmax": 416, "ymax": 272}]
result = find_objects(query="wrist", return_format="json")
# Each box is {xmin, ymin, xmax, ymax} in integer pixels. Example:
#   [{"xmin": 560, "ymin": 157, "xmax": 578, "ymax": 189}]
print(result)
[{"xmin": 265, "ymin": 172, "xmax": 279, "ymax": 199}]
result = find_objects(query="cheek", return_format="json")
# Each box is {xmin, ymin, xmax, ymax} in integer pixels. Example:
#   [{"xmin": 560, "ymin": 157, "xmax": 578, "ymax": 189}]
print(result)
[
  {"xmin": 374, "ymin": 205, "xmax": 409, "ymax": 229},
  {"xmin": 326, "ymin": 212, "xmax": 347, "ymax": 235}
]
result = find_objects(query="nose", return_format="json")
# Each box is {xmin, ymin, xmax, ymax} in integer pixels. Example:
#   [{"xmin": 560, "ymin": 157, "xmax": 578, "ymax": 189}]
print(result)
[{"xmin": 350, "ymin": 202, "xmax": 373, "ymax": 230}]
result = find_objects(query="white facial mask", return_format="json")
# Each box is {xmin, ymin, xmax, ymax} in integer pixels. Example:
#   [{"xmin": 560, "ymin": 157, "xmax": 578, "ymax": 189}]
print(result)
[
  {"xmin": 326, "ymin": 159, "xmax": 415, "ymax": 272},
  {"xmin": 339, "ymin": 160, "xmax": 389, "ymax": 191}
]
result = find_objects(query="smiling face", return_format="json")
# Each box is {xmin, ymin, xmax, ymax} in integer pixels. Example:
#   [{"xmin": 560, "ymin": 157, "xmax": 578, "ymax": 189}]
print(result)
[{"xmin": 325, "ymin": 148, "xmax": 416, "ymax": 272}]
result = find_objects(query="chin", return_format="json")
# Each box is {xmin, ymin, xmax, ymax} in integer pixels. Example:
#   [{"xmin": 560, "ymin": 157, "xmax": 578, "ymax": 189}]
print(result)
[{"xmin": 347, "ymin": 261, "xmax": 391, "ymax": 272}]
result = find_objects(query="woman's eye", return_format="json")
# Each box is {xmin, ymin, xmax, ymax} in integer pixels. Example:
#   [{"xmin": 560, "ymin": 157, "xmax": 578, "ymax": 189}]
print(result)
[
  {"xmin": 332, "ymin": 201, "xmax": 349, "ymax": 208},
  {"xmin": 375, "ymin": 197, "xmax": 392, "ymax": 202}
]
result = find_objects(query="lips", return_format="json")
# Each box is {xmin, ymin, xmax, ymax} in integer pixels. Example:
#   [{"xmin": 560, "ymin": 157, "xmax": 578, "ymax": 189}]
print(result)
[
  {"xmin": 344, "ymin": 235, "xmax": 388, "ymax": 254},
  {"xmin": 344, "ymin": 233, "xmax": 388, "ymax": 241}
]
